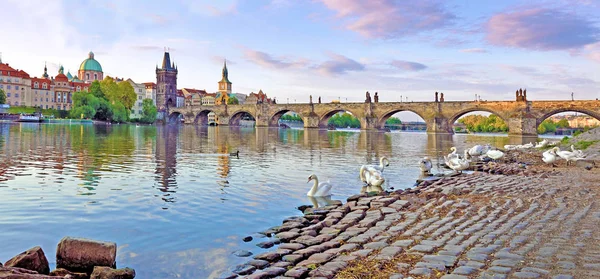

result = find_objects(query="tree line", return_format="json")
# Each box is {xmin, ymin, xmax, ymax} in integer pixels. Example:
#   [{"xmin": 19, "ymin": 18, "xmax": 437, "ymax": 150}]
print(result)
[
  {"xmin": 70, "ymin": 78, "xmax": 157, "ymax": 123},
  {"xmin": 280, "ymin": 112, "xmax": 401, "ymax": 128},
  {"xmin": 456, "ymin": 114, "xmax": 583, "ymax": 134}
]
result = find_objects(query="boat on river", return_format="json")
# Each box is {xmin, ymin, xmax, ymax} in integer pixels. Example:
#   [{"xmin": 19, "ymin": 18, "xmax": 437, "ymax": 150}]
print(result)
[{"xmin": 17, "ymin": 113, "xmax": 44, "ymax": 123}]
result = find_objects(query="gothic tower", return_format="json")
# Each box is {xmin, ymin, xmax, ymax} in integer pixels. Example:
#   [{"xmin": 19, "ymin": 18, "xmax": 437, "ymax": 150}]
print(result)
[
  {"xmin": 156, "ymin": 51, "xmax": 178, "ymax": 111},
  {"xmin": 218, "ymin": 60, "xmax": 232, "ymax": 94}
]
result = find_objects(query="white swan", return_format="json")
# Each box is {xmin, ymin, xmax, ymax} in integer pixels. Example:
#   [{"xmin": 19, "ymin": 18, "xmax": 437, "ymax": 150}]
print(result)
[
  {"xmin": 307, "ymin": 174, "xmax": 332, "ymax": 197},
  {"xmin": 447, "ymin": 147, "xmax": 459, "ymax": 160},
  {"xmin": 468, "ymin": 144, "xmax": 491, "ymax": 157},
  {"xmin": 504, "ymin": 144, "xmax": 517, "ymax": 151},
  {"xmin": 419, "ymin": 157, "xmax": 432, "ymax": 174},
  {"xmin": 486, "ymin": 149, "xmax": 504, "ymax": 161},
  {"xmin": 535, "ymin": 139, "xmax": 548, "ymax": 148},
  {"xmin": 542, "ymin": 147, "xmax": 559, "ymax": 166},
  {"xmin": 570, "ymin": 145, "xmax": 584, "ymax": 157},
  {"xmin": 556, "ymin": 147, "xmax": 585, "ymax": 166},
  {"xmin": 359, "ymin": 165, "xmax": 385, "ymax": 187},
  {"xmin": 362, "ymin": 156, "xmax": 390, "ymax": 173},
  {"xmin": 445, "ymin": 150, "xmax": 470, "ymax": 173}
]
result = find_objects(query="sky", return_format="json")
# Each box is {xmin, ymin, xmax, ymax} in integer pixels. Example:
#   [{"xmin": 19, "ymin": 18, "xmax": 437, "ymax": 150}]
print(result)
[{"xmin": 2, "ymin": 0, "xmax": 600, "ymax": 111}]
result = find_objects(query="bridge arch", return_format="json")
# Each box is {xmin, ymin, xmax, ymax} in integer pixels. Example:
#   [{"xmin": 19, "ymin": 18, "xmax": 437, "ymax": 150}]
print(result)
[
  {"xmin": 269, "ymin": 109, "xmax": 304, "ymax": 127},
  {"xmin": 377, "ymin": 109, "xmax": 428, "ymax": 130},
  {"xmin": 194, "ymin": 109, "xmax": 219, "ymax": 126},
  {"xmin": 167, "ymin": 112, "xmax": 184, "ymax": 124},
  {"xmin": 536, "ymin": 108, "xmax": 600, "ymax": 127},
  {"xmin": 448, "ymin": 108, "xmax": 508, "ymax": 125},
  {"xmin": 319, "ymin": 109, "xmax": 362, "ymax": 129},
  {"xmin": 229, "ymin": 110, "xmax": 257, "ymax": 126}
]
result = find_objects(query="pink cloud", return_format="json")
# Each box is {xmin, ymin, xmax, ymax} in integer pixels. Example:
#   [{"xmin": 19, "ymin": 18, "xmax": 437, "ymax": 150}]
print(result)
[
  {"xmin": 390, "ymin": 60, "xmax": 427, "ymax": 71},
  {"xmin": 317, "ymin": 53, "xmax": 365, "ymax": 76},
  {"xmin": 242, "ymin": 49, "xmax": 307, "ymax": 69},
  {"xmin": 318, "ymin": 0, "xmax": 455, "ymax": 38},
  {"xmin": 486, "ymin": 8, "xmax": 599, "ymax": 50}
]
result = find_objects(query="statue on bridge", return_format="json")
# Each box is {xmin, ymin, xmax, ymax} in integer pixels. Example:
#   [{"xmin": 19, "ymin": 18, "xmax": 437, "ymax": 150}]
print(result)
[
  {"xmin": 435, "ymin": 92, "xmax": 439, "ymax": 102},
  {"xmin": 374, "ymin": 92, "xmax": 379, "ymax": 103},
  {"xmin": 365, "ymin": 91, "xmax": 371, "ymax": 103},
  {"xmin": 516, "ymin": 88, "xmax": 527, "ymax": 101},
  {"xmin": 440, "ymin": 92, "xmax": 444, "ymax": 102},
  {"xmin": 310, "ymin": 95, "xmax": 313, "ymax": 104},
  {"xmin": 318, "ymin": 96, "xmax": 321, "ymax": 104}
]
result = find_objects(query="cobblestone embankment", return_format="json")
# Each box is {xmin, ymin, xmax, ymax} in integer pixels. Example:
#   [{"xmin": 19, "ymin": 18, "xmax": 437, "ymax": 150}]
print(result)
[{"xmin": 228, "ymin": 162, "xmax": 600, "ymax": 279}]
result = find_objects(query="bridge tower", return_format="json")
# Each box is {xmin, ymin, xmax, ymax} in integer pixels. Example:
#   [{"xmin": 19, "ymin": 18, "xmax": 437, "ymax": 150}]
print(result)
[{"xmin": 156, "ymin": 50, "xmax": 178, "ymax": 114}]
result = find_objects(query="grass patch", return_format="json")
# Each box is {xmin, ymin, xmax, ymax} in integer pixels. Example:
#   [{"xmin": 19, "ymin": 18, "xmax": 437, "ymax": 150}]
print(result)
[{"xmin": 574, "ymin": 140, "xmax": 599, "ymax": 150}]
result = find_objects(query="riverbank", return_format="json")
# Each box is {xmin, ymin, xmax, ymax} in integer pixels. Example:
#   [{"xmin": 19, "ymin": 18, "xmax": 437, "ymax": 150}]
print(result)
[{"xmin": 226, "ymin": 132, "xmax": 600, "ymax": 279}]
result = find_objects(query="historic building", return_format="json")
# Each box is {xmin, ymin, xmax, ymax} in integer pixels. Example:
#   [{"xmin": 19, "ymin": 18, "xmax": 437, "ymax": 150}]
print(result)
[
  {"xmin": 182, "ymin": 88, "xmax": 207, "ymax": 106},
  {"xmin": 0, "ymin": 58, "xmax": 31, "ymax": 107},
  {"xmin": 78, "ymin": 51, "xmax": 104, "ymax": 83},
  {"xmin": 246, "ymin": 89, "xmax": 273, "ymax": 104},
  {"xmin": 218, "ymin": 60, "xmax": 232, "ymax": 95},
  {"xmin": 143, "ymin": 82, "xmax": 157, "ymax": 105},
  {"xmin": 202, "ymin": 93, "xmax": 216, "ymax": 105},
  {"xmin": 156, "ymin": 51, "xmax": 178, "ymax": 111}
]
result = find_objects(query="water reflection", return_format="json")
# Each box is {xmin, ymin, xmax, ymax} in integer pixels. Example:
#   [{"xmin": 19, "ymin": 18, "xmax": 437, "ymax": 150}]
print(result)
[
  {"xmin": 1, "ymin": 123, "xmax": 556, "ymax": 278},
  {"xmin": 360, "ymin": 185, "xmax": 384, "ymax": 194}
]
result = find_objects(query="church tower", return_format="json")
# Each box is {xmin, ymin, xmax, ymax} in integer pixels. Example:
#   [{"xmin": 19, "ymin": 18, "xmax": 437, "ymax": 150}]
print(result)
[
  {"xmin": 156, "ymin": 50, "xmax": 178, "ymax": 111},
  {"xmin": 218, "ymin": 60, "xmax": 232, "ymax": 94}
]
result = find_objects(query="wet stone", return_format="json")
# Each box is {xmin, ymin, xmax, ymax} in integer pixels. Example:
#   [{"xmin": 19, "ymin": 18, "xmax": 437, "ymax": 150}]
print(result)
[
  {"xmin": 256, "ymin": 241, "xmax": 276, "ymax": 249},
  {"xmin": 233, "ymin": 264, "xmax": 257, "ymax": 275},
  {"xmin": 254, "ymin": 251, "xmax": 281, "ymax": 262},
  {"xmin": 284, "ymin": 266, "xmax": 309, "ymax": 278},
  {"xmin": 551, "ymin": 275, "xmax": 574, "ymax": 279},
  {"xmin": 557, "ymin": 261, "xmax": 575, "ymax": 269},
  {"xmin": 491, "ymin": 259, "xmax": 520, "ymax": 267},
  {"xmin": 279, "ymin": 243, "xmax": 305, "ymax": 251},
  {"xmin": 248, "ymin": 259, "xmax": 270, "ymax": 269},
  {"xmin": 375, "ymin": 247, "xmax": 403, "ymax": 261},
  {"xmin": 415, "ymin": 262, "xmax": 446, "ymax": 271},
  {"xmin": 521, "ymin": 267, "xmax": 549, "ymax": 275},
  {"xmin": 233, "ymin": 250, "xmax": 253, "ymax": 257},
  {"xmin": 392, "ymin": 239, "xmax": 414, "ymax": 248},
  {"xmin": 363, "ymin": 241, "xmax": 388, "ymax": 250},
  {"xmin": 441, "ymin": 275, "xmax": 469, "ymax": 279},
  {"xmin": 410, "ymin": 244, "xmax": 435, "ymax": 253},
  {"xmin": 478, "ymin": 272, "xmax": 507, "ymax": 279}
]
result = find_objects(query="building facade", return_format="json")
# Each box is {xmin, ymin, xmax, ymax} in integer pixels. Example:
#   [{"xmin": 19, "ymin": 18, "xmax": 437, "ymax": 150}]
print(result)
[
  {"xmin": 125, "ymin": 78, "xmax": 146, "ymax": 119},
  {"xmin": 218, "ymin": 60, "xmax": 232, "ymax": 95},
  {"xmin": 143, "ymin": 82, "xmax": 157, "ymax": 105},
  {"xmin": 202, "ymin": 93, "xmax": 216, "ymax": 105},
  {"xmin": 0, "ymin": 59, "xmax": 31, "ymax": 107},
  {"xmin": 156, "ymin": 51, "xmax": 178, "ymax": 111}
]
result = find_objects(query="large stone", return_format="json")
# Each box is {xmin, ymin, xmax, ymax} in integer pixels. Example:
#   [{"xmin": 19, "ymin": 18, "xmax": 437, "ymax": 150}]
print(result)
[
  {"xmin": 4, "ymin": 246, "xmax": 50, "ymax": 275},
  {"xmin": 90, "ymin": 266, "xmax": 135, "ymax": 279},
  {"xmin": 0, "ymin": 266, "xmax": 64, "ymax": 278},
  {"xmin": 50, "ymin": 268, "xmax": 88, "ymax": 279},
  {"xmin": 56, "ymin": 237, "xmax": 117, "ymax": 274}
]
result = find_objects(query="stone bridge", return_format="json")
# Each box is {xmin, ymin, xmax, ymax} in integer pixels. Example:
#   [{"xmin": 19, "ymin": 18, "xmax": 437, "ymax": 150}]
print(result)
[{"xmin": 167, "ymin": 100, "xmax": 600, "ymax": 136}]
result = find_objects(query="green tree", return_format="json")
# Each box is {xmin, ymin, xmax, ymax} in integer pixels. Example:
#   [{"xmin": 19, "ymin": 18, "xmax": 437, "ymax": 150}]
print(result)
[
  {"xmin": 328, "ymin": 113, "xmax": 360, "ymax": 128},
  {"xmin": 557, "ymin": 119, "xmax": 570, "ymax": 128},
  {"xmin": 116, "ymin": 81, "xmax": 137, "ymax": 110},
  {"xmin": 457, "ymin": 114, "xmax": 508, "ymax": 133},
  {"xmin": 0, "ymin": 89, "xmax": 6, "ymax": 104},
  {"xmin": 95, "ymin": 98, "xmax": 113, "ymax": 121},
  {"xmin": 385, "ymin": 117, "xmax": 402, "ymax": 125},
  {"xmin": 111, "ymin": 102, "xmax": 129, "ymax": 123},
  {"xmin": 227, "ymin": 96, "xmax": 239, "ymax": 105},
  {"xmin": 89, "ymin": 80, "xmax": 105, "ymax": 99},
  {"xmin": 141, "ymin": 99, "xmax": 157, "ymax": 124},
  {"xmin": 537, "ymin": 119, "xmax": 557, "ymax": 134}
]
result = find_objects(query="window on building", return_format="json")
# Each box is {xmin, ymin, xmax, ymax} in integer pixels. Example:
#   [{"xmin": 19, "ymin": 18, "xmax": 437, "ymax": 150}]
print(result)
[
  {"xmin": 15, "ymin": 93, "xmax": 19, "ymax": 98},
  {"xmin": 7, "ymin": 85, "xmax": 11, "ymax": 90},
  {"xmin": 15, "ymin": 86, "xmax": 19, "ymax": 90},
  {"xmin": 86, "ymin": 73, "xmax": 90, "ymax": 80},
  {"xmin": 42, "ymin": 83, "xmax": 47, "ymax": 89},
  {"xmin": 7, "ymin": 93, "xmax": 10, "ymax": 97},
  {"xmin": 139, "ymin": 96, "xmax": 142, "ymax": 100},
  {"xmin": 94, "ymin": 74, "xmax": 98, "ymax": 80},
  {"xmin": 0, "ymin": 84, "xmax": 3, "ymax": 89},
  {"xmin": 35, "ymin": 98, "xmax": 38, "ymax": 102},
  {"xmin": 15, "ymin": 102, "xmax": 19, "ymax": 106},
  {"xmin": 46, "ymin": 105, "xmax": 48, "ymax": 109},
  {"xmin": 77, "ymin": 86, "xmax": 81, "ymax": 91},
  {"xmin": 46, "ymin": 98, "xmax": 48, "ymax": 102},
  {"xmin": 34, "ymin": 82, "xmax": 39, "ymax": 88}
]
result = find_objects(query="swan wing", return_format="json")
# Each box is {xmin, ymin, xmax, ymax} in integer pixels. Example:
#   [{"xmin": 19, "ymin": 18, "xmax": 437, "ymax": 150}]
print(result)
[{"xmin": 316, "ymin": 182, "xmax": 333, "ymax": 196}]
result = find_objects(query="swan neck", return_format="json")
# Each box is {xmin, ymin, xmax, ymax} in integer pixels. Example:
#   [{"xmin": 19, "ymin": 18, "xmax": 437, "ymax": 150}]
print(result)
[{"xmin": 309, "ymin": 177, "xmax": 319, "ymax": 195}]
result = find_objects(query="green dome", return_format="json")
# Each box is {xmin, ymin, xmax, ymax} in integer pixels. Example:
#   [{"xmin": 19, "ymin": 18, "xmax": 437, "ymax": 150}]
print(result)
[{"xmin": 79, "ymin": 51, "xmax": 103, "ymax": 72}]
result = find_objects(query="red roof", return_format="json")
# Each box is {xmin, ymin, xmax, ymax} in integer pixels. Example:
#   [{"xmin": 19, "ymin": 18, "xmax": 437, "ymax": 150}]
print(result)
[
  {"xmin": 143, "ymin": 82, "xmax": 156, "ymax": 89},
  {"xmin": 0, "ymin": 63, "xmax": 31, "ymax": 79},
  {"xmin": 203, "ymin": 93, "xmax": 217, "ymax": 97},
  {"xmin": 54, "ymin": 73, "xmax": 69, "ymax": 82},
  {"xmin": 177, "ymin": 89, "xmax": 183, "ymax": 96}
]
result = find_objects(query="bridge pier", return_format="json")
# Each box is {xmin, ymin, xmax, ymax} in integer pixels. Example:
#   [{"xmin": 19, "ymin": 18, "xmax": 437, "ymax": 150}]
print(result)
[
  {"xmin": 360, "ymin": 117, "xmax": 380, "ymax": 130},
  {"xmin": 303, "ymin": 115, "xmax": 320, "ymax": 129},
  {"xmin": 217, "ymin": 115, "xmax": 230, "ymax": 126},
  {"xmin": 426, "ymin": 117, "xmax": 453, "ymax": 134}
]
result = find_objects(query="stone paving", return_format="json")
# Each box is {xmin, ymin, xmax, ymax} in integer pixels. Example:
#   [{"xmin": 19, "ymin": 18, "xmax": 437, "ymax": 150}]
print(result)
[{"xmin": 226, "ymin": 164, "xmax": 600, "ymax": 279}]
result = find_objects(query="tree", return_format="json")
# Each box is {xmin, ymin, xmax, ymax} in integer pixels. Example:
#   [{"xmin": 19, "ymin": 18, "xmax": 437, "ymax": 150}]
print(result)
[
  {"xmin": 227, "ymin": 96, "xmax": 239, "ymax": 105},
  {"xmin": 117, "ymin": 81, "xmax": 137, "ymax": 110},
  {"xmin": 141, "ymin": 99, "xmax": 157, "ymax": 124},
  {"xmin": 95, "ymin": 98, "xmax": 113, "ymax": 121},
  {"xmin": 557, "ymin": 119, "xmax": 570, "ymax": 128},
  {"xmin": 0, "ymin": 89, "xmax": 6, "ymax": 104},
  {"xmin": 111, "ymin": 102, "xmax": 129, "ymax": 123},
  {"xmin": 89, "ymin": 80, "xmax": 105, "ymax": 99},
  {"xmin": 386, "ymin": 117, "xmax": 402, "ymax": 125}
]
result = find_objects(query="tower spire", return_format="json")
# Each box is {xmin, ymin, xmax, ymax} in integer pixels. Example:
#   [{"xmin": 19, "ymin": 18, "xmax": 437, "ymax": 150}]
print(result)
[
  {"xmin": 0, "ymin": 52, "xmax": 2, "ymax": 64},
  {"xmin": 43, "ymin": 62, "xmax": 48, "ymax": 78}
]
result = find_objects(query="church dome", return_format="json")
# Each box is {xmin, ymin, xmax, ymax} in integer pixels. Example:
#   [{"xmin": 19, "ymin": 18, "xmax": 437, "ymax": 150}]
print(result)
[{"xmin": 79, "ymin": 51, "xmax": 103, "ymax": 72}]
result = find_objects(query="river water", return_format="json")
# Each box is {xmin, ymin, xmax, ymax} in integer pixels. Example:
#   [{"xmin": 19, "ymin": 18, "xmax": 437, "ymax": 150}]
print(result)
[{"xmin": 0, "ymin": 123, "xmax": 555, "ymax": 278}]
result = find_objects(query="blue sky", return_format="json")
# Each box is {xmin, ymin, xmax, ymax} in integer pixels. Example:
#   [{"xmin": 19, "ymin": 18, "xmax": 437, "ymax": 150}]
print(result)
[{"xmin": 3, "ymin": 0, "xmax": 600, "ymax": 108}]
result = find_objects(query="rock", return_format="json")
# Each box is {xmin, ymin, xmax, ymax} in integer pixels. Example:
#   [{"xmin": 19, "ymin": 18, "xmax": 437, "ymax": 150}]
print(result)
[
  {"xmin": 232, "ymin": 250, "xmax": 253, "ymax": 257},
  {"xmin": 4, "ymin": 246, "xmax": 50, "ymax": 275},
  {"xmin": 56, "ymin": 237, "xmax": 117, "ymax": 274},
  {"xmin": 90, "ymin": 266, "xmax": 135, "ymax": 279},
  {"xmin": 50, "ymin": 268, "xmax": 88, "ymax": 279},
  {"xmin": 256, "ymin": 241, "xmax": 276, "ymax": 249},
  {"xmin": 233, "ymin": 264, "xmax": 257, "ymax": 275},
  {"xmin": 243, "ymin": 236, "xmax": 253, "ymax": 242},
  {"xmin": 0, "ymin": 266, "xmax": 64, "ymax": 278}
]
